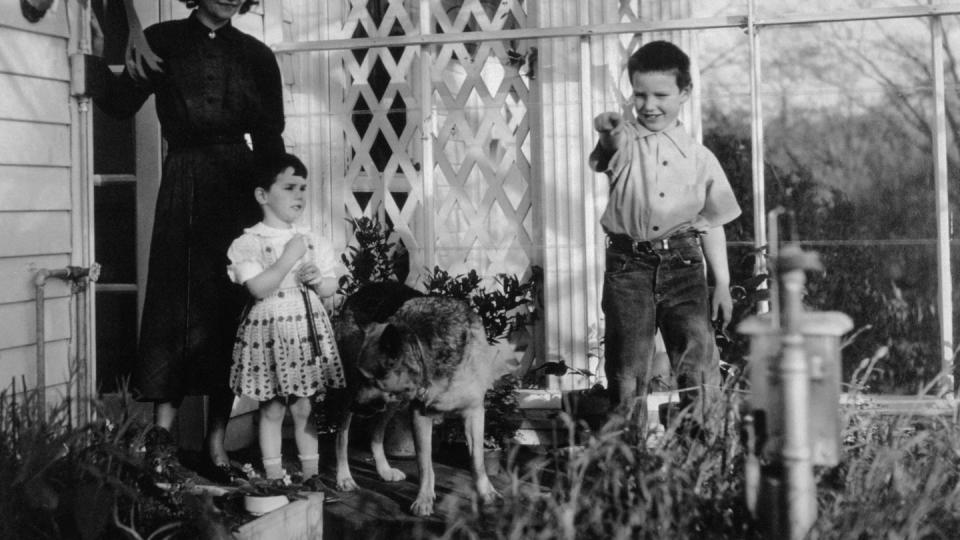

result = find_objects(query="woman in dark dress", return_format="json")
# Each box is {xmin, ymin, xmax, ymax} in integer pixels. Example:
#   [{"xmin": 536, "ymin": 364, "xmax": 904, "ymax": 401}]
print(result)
[{"xmin": 94, "ymin": 0, "xmax": 284, "ymax": 481}]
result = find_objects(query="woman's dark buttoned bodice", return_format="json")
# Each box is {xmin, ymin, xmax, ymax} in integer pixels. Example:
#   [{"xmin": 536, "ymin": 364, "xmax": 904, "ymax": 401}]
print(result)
[{"xmin": 98, "ymin": 12, "xmax": 284, "ymax": 155}]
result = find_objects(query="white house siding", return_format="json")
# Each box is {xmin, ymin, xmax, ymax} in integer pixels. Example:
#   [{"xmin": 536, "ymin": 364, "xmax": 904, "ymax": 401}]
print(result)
[{"xmin": 0, "ymin": 2, "xmax": 80, "ymax": 397}]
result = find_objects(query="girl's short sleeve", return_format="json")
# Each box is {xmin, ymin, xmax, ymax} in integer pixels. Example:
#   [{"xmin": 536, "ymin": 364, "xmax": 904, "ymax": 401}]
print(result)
[
  {"xmin": 308, "ymin": 232, "xmax": 338, "ymax": 280},
  {"xmin": 226, "ymin": 234, "xmax": 264, "ymax": 285}
]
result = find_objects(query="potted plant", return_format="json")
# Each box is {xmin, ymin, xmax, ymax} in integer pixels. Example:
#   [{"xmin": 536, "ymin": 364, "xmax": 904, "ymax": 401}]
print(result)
[{"xmin": 233, "ymin": 466, "xmax": 310, "ymax": 516}]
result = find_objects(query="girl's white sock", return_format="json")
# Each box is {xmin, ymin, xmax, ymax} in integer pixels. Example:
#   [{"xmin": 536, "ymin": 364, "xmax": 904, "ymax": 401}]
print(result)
[
  {"xmin": 299, "ymin": 453, "xmax": 320, "ymax": 478},
  {"xmin": 262, "ymin": 456, "xmax": 284, "ymax": 479}
]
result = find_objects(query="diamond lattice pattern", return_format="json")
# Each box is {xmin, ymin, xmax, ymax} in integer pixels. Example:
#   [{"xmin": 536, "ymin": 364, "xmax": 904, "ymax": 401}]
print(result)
[{"xmin": 336, "ymin": 0, "xmax": 533, "ymax": 283}]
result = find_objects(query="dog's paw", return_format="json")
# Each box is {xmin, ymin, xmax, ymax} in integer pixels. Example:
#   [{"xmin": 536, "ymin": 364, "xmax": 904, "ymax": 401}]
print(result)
[
  {"xmin": 477, "ymin": 479, "xmax": 500, "ymax": 505},
  {"xmin": 377, "ymin": 466, "xmax": 406, "ymax": 482},
  {"xmin": 410, "ymin": 492, "xmax": 436, "ymax": 516},
  {"xmin": 477, "ymin": 487, "xmax": 503, "ymax": 505},
  {"xmin": 336, "ymin": 475, "xmax": 359, "ymax": 491}
]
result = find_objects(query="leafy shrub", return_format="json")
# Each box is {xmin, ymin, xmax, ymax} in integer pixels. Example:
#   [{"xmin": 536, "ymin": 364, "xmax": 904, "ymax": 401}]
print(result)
[
  {"xmin": 421, "ymin": 265, "xmax": 540, "ymax": 345},
  {"xmin": 707, "ymin": 105, "xmax": 945, "ymax": 395},
  {"xmin": 337, "ymin": 216, "xmax": 408, "ymax": 296}
]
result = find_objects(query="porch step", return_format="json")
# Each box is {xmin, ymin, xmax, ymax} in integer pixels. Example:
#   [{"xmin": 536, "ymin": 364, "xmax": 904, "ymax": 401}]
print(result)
[
  {"xmin": 235, "ymin": 493, "xmax": 325, "ymax": 540},
  {"xmin": 513, "ymin": 389, "xmax": 680, "ymax": 446},
  {"xmin": 839, "ymin": 394, "xmax": 956, "ymax": 416}
]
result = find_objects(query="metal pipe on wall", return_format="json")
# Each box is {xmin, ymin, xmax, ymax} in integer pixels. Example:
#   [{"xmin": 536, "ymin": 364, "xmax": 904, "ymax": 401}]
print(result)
[{"xmin": 33, "ymin": 265, "xmax": 100, "ymax": 417}]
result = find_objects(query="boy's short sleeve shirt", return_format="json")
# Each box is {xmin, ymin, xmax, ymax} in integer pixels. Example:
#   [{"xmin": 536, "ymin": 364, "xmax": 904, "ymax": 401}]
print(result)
[{"xmin": 592, "ymin": 120, "xmax": 740, "ymax": 241}]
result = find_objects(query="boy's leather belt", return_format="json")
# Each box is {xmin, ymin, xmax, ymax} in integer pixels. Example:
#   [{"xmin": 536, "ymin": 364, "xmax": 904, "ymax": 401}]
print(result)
[{"xmin": 607, "ymin": 230, "xmax": 701, "ymax": 254}]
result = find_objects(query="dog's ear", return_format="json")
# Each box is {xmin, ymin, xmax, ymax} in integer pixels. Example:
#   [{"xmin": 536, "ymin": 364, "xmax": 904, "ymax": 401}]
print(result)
[{"xmin": 378, "ymin": 323, "xmax": 404, "ymax": 358}]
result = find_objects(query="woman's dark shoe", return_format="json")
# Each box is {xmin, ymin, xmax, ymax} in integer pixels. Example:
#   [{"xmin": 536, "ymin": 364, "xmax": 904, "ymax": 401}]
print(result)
[
  {"xmin": 144, "ymin": 426, "xmax": 176, "ymax": 456},
  {"xmin": 197, "ymin": 458, "xmax": 246, "ymax": 485},
  {"xmin": 143, "ymin": 426, "xmax": 179, "ymax": 475}
]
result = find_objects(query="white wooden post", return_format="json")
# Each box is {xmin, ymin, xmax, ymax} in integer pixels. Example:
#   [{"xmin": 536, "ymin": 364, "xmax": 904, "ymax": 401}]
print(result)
[
  {"xmin": 930, "ymin": 15, "xmax": 954, "ymax": 397},
  {"xmin": 748, "ymin": 0, "xmax": 769, "ymax": 311},
  {"xmin": 281, "ymin": 0, "xmax": 346, "ymax": 246},
  {"xmin": 419, "ymin": 0, "xmax": 436, "ymax": 273},
  {"xmin": 531, "ymin": 1, "xmax": 590, "ymax": 389}
]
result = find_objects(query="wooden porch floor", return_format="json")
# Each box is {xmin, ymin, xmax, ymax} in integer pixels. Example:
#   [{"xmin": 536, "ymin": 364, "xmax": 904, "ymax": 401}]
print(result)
[
  {"xmin": 225, "ymin": 436, "xmax": 521, "ymax": 540},
  {"xmin": 312, "ymin": 448, "xmax": 510, "ymax": 539}
]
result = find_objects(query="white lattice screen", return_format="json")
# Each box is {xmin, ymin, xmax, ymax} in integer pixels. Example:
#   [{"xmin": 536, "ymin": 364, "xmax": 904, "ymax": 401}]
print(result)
[
  {"xmin": 336, "ymin": 1, "xmax": 425, "ymax": 273},
  {"xmin": 430, "ymin": 0, "xmax": 533, "ymax": 280},
  {"xmin": 324, "ymin": 0, "xmax": 535, "ymax": 286}
]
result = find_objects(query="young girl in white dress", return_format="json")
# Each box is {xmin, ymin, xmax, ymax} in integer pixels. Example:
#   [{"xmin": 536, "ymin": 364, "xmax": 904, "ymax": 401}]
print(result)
[{"xmin": 227, "ymin": 153, "xmax": 345, "ymax": 480}]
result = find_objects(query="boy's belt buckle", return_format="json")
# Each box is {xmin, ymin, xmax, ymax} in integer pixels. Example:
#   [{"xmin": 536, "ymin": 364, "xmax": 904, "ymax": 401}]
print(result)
[
  {"xmin": 659, "ymin": 238, "xmax": 671, "ymax": 250},
  {"xmin": 628, "ymin": 239, "xmax": 651, "ymax": 254}
]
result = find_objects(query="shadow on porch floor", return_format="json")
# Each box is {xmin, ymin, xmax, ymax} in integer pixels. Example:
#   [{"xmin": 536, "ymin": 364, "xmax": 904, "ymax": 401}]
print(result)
[{"xmin": 217, "ymin": 435, "xmax": 520, "ymax": 539}]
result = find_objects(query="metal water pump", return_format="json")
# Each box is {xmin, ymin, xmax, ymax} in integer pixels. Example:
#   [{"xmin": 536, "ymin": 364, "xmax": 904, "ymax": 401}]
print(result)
[{"xmin": 738, "ymin": 240, "xmax": 852, "ymax": 540}]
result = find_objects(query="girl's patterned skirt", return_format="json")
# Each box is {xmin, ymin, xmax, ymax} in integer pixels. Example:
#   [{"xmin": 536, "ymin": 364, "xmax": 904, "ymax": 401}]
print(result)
[{"xmin": 230, "ymin": 286, "xmax": 345, "ymax": 400}]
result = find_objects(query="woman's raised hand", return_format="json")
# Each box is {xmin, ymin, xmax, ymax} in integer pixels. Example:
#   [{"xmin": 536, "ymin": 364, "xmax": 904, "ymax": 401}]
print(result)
[{"xmin": 123, "ymin": 0, "xmax": 164, "ymax": 80}]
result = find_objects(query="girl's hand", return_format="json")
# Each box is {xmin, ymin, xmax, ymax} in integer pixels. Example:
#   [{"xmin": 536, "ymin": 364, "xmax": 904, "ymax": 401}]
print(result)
[
  {"xmin": 297, "ymin": 262, "xmax": 321, "ymax": 285},
  {"xmin": 280, "ymin": 234, "xmax": 308, "ymax": 263}
]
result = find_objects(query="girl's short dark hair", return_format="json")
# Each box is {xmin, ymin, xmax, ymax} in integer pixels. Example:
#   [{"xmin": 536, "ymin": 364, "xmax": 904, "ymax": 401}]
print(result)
[
  {"xmin": 255, "ymin": 153, "xmax": 308, "ymax": 190},
  {"xmin": 627, "ymin": 40, "xmax": 692, "ymax": 91},
  {"xmin": 178, "ymin": 0, "xmax": 259, "ymax": 15}
]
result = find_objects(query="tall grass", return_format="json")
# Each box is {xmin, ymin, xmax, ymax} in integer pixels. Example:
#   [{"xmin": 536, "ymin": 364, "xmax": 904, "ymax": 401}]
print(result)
[
  {"xmin": 437, "ymin": 387, "xmax": 759, "ymax": 540},
  {"xmin": 436, "ymin": 374, "xmax": 960, "ymax": 540},
  {"xmin": 0, "ymin": 378, "xmax": 194, "ymax": 539}
]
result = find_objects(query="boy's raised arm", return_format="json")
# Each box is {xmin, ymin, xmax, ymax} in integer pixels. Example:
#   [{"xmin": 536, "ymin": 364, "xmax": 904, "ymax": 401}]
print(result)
[{"xmin": 590, "ymin": 112, "xmax": 626, "ymax": 172}]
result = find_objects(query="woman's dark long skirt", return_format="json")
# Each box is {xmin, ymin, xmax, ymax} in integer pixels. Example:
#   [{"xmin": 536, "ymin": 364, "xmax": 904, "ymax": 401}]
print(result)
[{"xmin": 133, "ymin": 142, "xmax": 259, "ymax": 402}]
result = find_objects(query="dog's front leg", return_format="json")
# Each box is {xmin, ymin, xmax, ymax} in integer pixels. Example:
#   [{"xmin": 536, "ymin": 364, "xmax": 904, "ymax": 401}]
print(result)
[
  {"xmin": 335, "ymin": 411, "xmax": 359, "ymax": 491},
  {"xmin": 463, "ymin": 405, "xmax": 498, "ymax": 504},
  {"xmin": 370, "ymin": 406, "xmax": 407, "ymax": 482},
  {"xmin": 409, "ymin": 407, "xmax": 436, "ymax": 516}
]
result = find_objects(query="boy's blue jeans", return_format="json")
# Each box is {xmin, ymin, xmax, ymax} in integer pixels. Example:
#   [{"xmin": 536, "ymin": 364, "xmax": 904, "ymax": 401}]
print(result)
[{"xmin": 602, "ymin": 236, "xmax": 719, "ymax": 421}]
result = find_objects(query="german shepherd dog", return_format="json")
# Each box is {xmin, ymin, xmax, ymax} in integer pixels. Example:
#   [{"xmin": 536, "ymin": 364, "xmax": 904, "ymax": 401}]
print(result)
[{"xmin": 332, "ymin": 282, "xmax": 515, "ymax": 516}]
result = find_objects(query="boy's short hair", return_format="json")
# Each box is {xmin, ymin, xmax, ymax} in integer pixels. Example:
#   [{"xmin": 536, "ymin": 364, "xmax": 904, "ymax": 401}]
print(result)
[
  {"xmin": 178, "ymin": 0, "xmax": 259, "ymax": 15},
  {"xmin": 255, "ymin": 153, "xmax": 308, "ymax": 190},
  {"xmin": 627, "ymin": 40, "xmax": 692, "ymax": 91}
]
